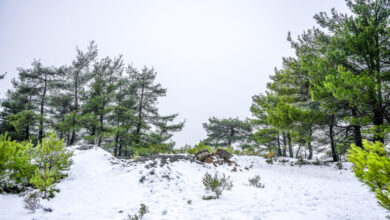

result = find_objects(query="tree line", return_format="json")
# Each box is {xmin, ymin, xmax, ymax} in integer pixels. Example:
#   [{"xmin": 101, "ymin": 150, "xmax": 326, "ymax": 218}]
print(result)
[
  {"xmin": 250, "ymin": 0, "xmax": 390, "ymax": 161},
  {"xmin": 0, "ymin": 42, "xmax": 184, "ymax": 156},
  {"xmin": 202, "ymin": 0, "xmax": 390, "ymax": 162}
]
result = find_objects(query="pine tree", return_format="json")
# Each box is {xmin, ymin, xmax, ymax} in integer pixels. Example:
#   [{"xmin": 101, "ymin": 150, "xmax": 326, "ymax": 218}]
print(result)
[
  {"xmin": 250, "ymin": 94, "xmax": 281, "ymax": 155},
  {"xmin": 314, "ymin": 0, "xmax": 390, "ymax": 143},
  {"xmin": 64, "ymin": 41, "xmax": 98, "ymax": 145},
  {"xmin": 202, "ymin": 117, "xmax": 252, "ymax": 148},
  {"xmin": 1, "ymin": 79, "xmax": 39, "ymax": 141},
  {"xmin": 18, "ymin": 60, "xmax": 58, "ymax": 142},
  {"xmin": 81, "ymin": 56, "xmax": 123, "ymax": 146},
  {"xmin": 127, "ymin": 66, "xmax": 184, "ymax": 152}
]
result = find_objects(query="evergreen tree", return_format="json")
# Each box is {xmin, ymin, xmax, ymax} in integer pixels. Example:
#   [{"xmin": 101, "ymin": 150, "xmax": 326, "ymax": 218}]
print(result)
[
  {"xmin": 314, "ymin": 0, "xmax": 390, "ymax": 143},
  {"xmin": 202, "ymin": 117, "xmax": 252, "ymax": 147},
  {"xmin": 64, "ymin": 41, "xmax": 98, "ymax": 145},
  {"xmin": 110, "ymin": 75, "xmax": 137, "ymax": 156},
  {"xmin": 1, "ymin": 79, "xmax": 38, "ymax": 141},
  {"xmin": 250, "ymin": 93, "xmax": 282, "ymax": 155},
  {"xmin": 127, "ymin": 66, "xmax": 184, "ymax": 152},
  {"xmin": 81, "ymin": 56, "xmax": 123, "ymax": 146},
  {"xmin": 18, "ymin": 60, "xmax": 58, "ymax": 141}
]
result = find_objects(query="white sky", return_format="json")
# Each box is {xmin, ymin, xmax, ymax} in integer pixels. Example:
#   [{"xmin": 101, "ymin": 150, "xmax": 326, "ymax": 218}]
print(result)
[{"xmin": 0, "ymin": 0, "xmax": 349, "ymax": 147}]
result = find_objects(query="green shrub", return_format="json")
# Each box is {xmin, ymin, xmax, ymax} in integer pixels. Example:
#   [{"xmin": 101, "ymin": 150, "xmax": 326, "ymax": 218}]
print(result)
[
  {"xmin": 126, "ymin": 203, "xmax": 149, "ymax": 220},
  {"xmin": 0, "ymin": 133, "xmax": 35, "ymax": 192},
  {"xmin": 133, "ymin": 143, "xmax": 171, "ymax": 157},
  {"xmin": 0, "ymin": 130, "xmax": 73, "ymax": 198},
  {"xmin": 233, "ymin": 149, "xmax": 241, "ymax": 155},
  {"xmin": 348, "ymin": 140, "xmax": 390, "ymax": 210},
  {"xmin": 188, "ymin": 142, "xmax": 212, "ymax": 154},
  {"xmin": 202, "ymin": 172, "xmax": 233, "ymax": 199}
]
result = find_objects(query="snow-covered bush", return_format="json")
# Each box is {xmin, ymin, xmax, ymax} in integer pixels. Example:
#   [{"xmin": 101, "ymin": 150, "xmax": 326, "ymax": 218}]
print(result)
[
  {"xmin": 248, "ymin": 175, "xmax": 265, "ymax": 188},
  {"xmin": 202, "ymin": 172, "xmax": 233, "ymax": 199},
  {"xmin": 126, "ymin": 203, "xmax": 149, "ymax": 220},
  {"xmin": 23, "ymin": 191, "xmax": 41, "ymax": 212},
  {"xmin": 0, "ymin": 133, "xmax": 35, "ymax": 193},
  {"xmin": 348, "ymin": 140, "xmax": 390, "ymax": 211},
  {"xmin": 336, "ymin": 161, "xmax": 343, "ymax": 170}
]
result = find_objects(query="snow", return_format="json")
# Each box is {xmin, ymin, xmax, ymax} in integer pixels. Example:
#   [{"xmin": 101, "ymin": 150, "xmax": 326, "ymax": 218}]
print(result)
[{"xmin": 0, "ymin": 146, "xmax": 388, "ymax": 220}]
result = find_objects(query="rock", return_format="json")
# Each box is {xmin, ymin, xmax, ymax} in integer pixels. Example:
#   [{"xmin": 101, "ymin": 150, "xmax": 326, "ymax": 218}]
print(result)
[
  {"xmin": 217, "ymin": 159, "xmax": 224, "ymax": 165},
  {"xmin": 139, "ymin": 176, "xmax": 146, "ymax": 183},
  {"xmin": 196, "ymin": 151, "xmax": 211, "ymax": 162},
  {"xmin": 195, "ymin": 149, "xmax": 209, "ymax": 157},
  {"xmin": 216, "ymin": 149, "xmax": 233, "ymax": 160},
  {"xmin": 43, "ymin": 207, "xmax": 53, "ymax": 212},
  {"xmin": 77, "ymin": 144, "xmax": 94, "ymax": 150},
  {"xmin": 205, "ymin": 157, "xmax": 214, "ymax": 163}
]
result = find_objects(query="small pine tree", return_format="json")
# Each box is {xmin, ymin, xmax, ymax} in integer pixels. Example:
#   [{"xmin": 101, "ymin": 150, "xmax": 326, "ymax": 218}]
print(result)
[
  {"xmin": 202, "ymin": 172, "xmax": 233, "ymax": 199},
  {"xmin": 30, "ymin": 167, "xmax": 57, "ymax": 199},
  {"xmin": 31, "ymin": 130, "xmax": 73, "ymax": 199},
  {"xmin": 34, "ymin": 130, "xmax": 73, "ymax": 181}
]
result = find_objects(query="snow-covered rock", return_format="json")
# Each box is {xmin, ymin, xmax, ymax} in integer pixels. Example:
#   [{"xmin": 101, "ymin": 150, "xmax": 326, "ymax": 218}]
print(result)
[{"xmin": 0, "ymin": 146, "xmax": 387, "ymax": 220}]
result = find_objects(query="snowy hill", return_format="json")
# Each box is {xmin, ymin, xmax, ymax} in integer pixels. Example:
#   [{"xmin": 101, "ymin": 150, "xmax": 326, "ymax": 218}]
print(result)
[{"xmin": 0, "ymin": 146, "xmax": 388, "ymax": 220}]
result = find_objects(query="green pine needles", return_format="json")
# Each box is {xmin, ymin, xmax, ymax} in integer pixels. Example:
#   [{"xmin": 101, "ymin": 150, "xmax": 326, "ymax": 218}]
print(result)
[{"xmin": 348, "ymin": 140, "xmax": 390, "ymax": 210}]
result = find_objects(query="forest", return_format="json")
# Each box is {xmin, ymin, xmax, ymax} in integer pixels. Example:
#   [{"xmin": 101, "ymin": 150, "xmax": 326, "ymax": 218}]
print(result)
[
  {"xmin": 0, "ymin": 44, "xmax": 185, "ymax": 157},
  {"xmin": 0, "ymin": 0, "xmax": 390, "ymax": 219}
]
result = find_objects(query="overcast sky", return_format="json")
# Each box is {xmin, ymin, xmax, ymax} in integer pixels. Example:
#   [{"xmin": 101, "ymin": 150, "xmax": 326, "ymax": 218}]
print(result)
[{"xmin": 0, "ymin": 0, "xmax": 349, "ymax": 147}]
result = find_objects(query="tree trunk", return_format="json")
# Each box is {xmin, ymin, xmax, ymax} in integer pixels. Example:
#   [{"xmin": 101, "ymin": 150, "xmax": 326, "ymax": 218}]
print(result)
[
  {"xmin": 39, "ymin": 74, "xmax": 47, "ymax": 142},
  {"xmin": 97, "ymin": 113, "xmax": 104, "ymax": 147},
  {"xmin": 70, "ymin": 76, "xmax": 79, "ymax": 145},
  {"xmin": 372, "ymin": 108, "xmax": 384, "ymax": 143},
  {"xmin": 282, "ymin": 132, "xmax": 287, "ymax": 157},
  {"xmin": 277, "ymin": 132, "xmax": 282, "ymax": 156},
  {"xmin": 351, "ymin": 108, "xmax": 363, "ymax": 148},
  {"xmin": 329, "ymin": 115, "xmax": 339, "ymax": 162},
  {"xmin": 118, "ymin": 137, "xmax": 123, "ymax": 156},
  {"xmin": 307, "ymin": 141, "xmax": 313, "ymax": 160},
  {"xmin": 295, "ymin": 145, "xmax": 301, "ymax": 158},
  {"xmin": 135, "ymin": 84, "xmax": 145, "ymax": 144},
  {"xmin": 307, "ymin": 128, "xmax": 313, "ymax": 160},
  {"xmin": 26, "ymin": 125, "xmax": 29, "ymax": 140},
  {"xmin": 287, "ymin": 132, "xmax": 293, "ymax": 158},
  {"xmin": 114, "ymin": 132, "xmax": 119, "ymax": 156}
]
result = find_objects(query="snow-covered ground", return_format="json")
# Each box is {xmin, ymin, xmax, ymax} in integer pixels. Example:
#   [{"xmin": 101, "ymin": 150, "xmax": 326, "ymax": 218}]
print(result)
[{"xmin": 0, "ymin": 146, "xmax": 388, "ymax": 220}]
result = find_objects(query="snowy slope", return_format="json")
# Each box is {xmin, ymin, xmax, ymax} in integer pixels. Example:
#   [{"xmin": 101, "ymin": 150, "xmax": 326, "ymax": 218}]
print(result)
[{"xmin": 0, "ymin": 146, "xmax": 388, "ymax": 220}]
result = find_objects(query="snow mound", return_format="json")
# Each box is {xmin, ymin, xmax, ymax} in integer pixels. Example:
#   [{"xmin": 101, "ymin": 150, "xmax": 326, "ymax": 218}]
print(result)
[{"xmin": 0, "ymin": 146, "xmax": 388, "ymax": 220}]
